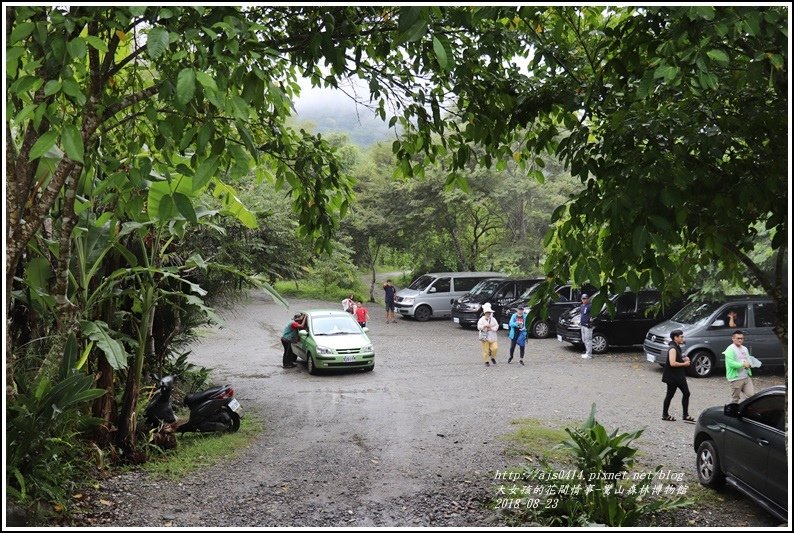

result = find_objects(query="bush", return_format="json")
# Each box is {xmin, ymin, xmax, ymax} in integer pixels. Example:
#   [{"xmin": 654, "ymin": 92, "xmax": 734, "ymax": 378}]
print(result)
[
  {"xmin": 6, "ymin": 335, "xmax": 106, "ymax": 519},
  {"xmin": 501, "ymin": 404, "xmax": 691, "ymax": 526}
]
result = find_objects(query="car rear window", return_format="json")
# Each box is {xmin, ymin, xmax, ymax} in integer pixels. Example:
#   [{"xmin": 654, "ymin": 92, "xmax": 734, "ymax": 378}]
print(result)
[{"xmin": 753, "ymin": 302, "xmax": 777, "ymax": 328}]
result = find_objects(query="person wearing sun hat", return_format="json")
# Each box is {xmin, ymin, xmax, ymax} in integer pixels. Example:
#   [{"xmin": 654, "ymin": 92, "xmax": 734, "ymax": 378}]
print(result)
[{"xmin": 477, "ymin": 302, "xmax": 500, "ymax": 367}]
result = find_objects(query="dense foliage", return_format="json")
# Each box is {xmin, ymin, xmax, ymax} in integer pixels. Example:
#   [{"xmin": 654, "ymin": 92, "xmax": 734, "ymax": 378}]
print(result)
[{"xmin": 5, "ymin": 5, "xmax": 787, "ymax": 519}]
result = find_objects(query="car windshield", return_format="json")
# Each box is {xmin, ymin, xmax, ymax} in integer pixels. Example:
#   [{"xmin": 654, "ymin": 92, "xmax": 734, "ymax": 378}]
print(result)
[
  {"xmin": 312, "ymin": 316, "xmax": 362, "ymax": 335},
  {"xmin": 670, "ymin": 301, "xmax": 722, "ymax": 325},
  {"xmin": 468, "ymin": 279, "xmax": 504, "ymax": 296},
  {"xmin": 518, "ymin": 284, "xmax": 543, "ymax": 300},
  {"xmin": 408, "ymin": 275, "xmax": 435, "ymax": 291}
]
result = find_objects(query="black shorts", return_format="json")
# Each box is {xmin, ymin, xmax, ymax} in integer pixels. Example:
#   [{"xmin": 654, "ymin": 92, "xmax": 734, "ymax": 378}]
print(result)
[{"xmin": 385, "ymin": 301, "xmax": 395, "ymax": 311}]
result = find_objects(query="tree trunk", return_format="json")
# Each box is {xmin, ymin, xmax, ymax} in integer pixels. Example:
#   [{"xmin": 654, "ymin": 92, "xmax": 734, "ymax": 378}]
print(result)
[
  {"xmin": 368, "ymin": 241, "xmax": 380, "ymax": 303},
  {"xmin": 36, "ymin": 169, "xmax": 82, "ymax": 382},
  {"xmin": 116, "ymin": 285, "xmax": 154, "ymax": 455},
  {"xmin": 92, "ymin": 353, "xmax": 115, "ymax": 445}
]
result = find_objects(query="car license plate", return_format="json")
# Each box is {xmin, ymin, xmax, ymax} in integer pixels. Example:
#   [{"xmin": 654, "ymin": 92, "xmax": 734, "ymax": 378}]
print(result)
[
  {"xmin": 453, "ymin": 317, "xmax": 460, "ymax": 323},
  {"xmin": 344, "ymin": 355, "xmax": 356, "ymax": 363},
  {"xmin": 646, "ymin": 353, "xmax": 656, "ymax": 363},
  {"xmin": 228, "ymin": 398, "xmax": 242, "ymax": 413},
  {"xmin": 557, "ymin": 335, "xmax": 563, "ymax": 343}
]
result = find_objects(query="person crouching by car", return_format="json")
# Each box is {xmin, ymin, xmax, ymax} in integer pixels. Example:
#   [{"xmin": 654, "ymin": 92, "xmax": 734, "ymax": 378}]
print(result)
[{"xmin": 281, "ymin": 313, "xmax": 306, "ymax": 368}]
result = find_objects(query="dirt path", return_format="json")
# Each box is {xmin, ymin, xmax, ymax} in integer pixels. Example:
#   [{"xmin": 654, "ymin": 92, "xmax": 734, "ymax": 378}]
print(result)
[{"xmin": 82, "ymin": 293, "xmax": 785, "ymax": 527}]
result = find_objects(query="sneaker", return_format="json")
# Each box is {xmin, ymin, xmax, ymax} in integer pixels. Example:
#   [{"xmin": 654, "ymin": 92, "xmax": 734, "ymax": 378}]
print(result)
[
  {"xmin": 519, "ymin": 359, "xmax": 525, "ymax": 366},
  {"xmin": 490, "ymin": 357, "xmax": 497, "ymax": 365},
  {"xmin": 485, "ymin": 362, "xmax": 490, "ymax": 367},
  {"xmin": 283, "ymin": 363, "xmax": 297, "ymax": 368},
  {"xmin": 581, "ymin": 354, "xmax": 592, "ymax": 359},
  {"xmin": 507, "ymin": 356, "xmax": 513, "ymax": 364}
]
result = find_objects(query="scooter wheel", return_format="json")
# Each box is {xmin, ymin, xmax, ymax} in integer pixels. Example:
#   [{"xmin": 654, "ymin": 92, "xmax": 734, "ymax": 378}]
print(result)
[{"xmin": 227, "ymin": 410, "xmax": 241, "ymax": 432}]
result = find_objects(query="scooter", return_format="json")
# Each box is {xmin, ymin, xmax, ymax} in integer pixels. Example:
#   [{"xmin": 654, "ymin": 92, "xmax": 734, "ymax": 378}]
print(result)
[{"xmin": 144, "ymin": 375, "xmax": 242, "ymax": 433}]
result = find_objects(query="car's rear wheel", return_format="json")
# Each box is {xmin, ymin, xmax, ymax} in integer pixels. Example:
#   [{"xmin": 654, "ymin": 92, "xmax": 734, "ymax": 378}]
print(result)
[
  {"xmin": 696, "ymin": 440, "xmax": 725, "ymax": 489},
  {"xmin": 414, "ymin": 305, "xmax": 432, "ymax": 322},
  {"xmin": 592, "ymin": 333, "xmax": 609, "ymax": 354},
  {"xmin": 689, "ymin": 350, "xmax": 714, "ymax": 378},
  {"xmin": 307, "ymin": 353, "xmax": 318, "ymax": 375},
  {"xmin": 531, "ymin": 320, "xmax": 550, "ymax": 339}
]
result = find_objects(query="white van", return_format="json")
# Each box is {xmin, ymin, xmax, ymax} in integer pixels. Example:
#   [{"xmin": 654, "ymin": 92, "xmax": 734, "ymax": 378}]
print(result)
[{"xmin": 393, "ymin": 272, "xmax": 507, "ymax": 321}]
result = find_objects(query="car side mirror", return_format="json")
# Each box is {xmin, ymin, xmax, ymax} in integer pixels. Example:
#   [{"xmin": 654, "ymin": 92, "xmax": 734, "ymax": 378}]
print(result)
[
  {"xmin": 362, "ymin": 327, "xmax": 369, "ymax": 333},
  {"xmin": 724, "ymin": 403, "xmax": 740, "ymax": 417},
  {"xmin": 429, "ymin": 287, "xmax": 436, "ymax": 293},
  {"xmin": 298, "ymin": 330, "xmax": 308, "ymax": 338},
  {"xmin": 711, "ymin": 319, "xmax": 725, "ymax": 328}
]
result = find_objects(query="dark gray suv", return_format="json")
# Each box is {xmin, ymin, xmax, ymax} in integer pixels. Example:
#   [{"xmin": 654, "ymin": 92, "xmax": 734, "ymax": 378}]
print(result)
[
  {"xmin": 694, "ymin": 386, "xmax": 787, "ymax": 522},
  {"xmin": 644, "ymin": 296, "xmax": 781, "ymax": 378}
]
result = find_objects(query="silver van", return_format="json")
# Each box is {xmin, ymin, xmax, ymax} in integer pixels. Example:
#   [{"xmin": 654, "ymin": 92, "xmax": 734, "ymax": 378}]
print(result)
[
  {"xmin": 393, "ymin": 272, "xmax": 507, "ymax": 321},
  {"xmin": 644, "ymin": 296, "xmax": 781, "ymax": 378}
]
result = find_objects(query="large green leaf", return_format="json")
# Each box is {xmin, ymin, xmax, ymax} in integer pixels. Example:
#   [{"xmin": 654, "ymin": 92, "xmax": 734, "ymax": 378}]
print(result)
[
  {"xmin": 9, "ymin": 21, "xmax": 35, "ymax": 44},
  {"xmin": 195, "ymin": 70, "xmax": 218, "ymax": 91},
  {"xmin": 433, "ymin": 36, "xmax": 449, "ymax": 70},
  {"xmin": 58, "ymin": 333, "xmax": 78, "ymax": 380},
  {"xmin": 80, "ymin": 320, "xmax": 129, "ymax": 370},
  {"xmin": 213, "ymin": 181, "xmax": 258, "ymax": 228},
  {"xmin": 147, "ymin": 27, "xmax": 170, "ymax": 59},
  {"xmin": 147, "ymin": 176, "xmax": 194, "ymax": 221},
  {"xmin": 61, "ymin": 125, "xmax": 84, "ymax": 163},
  {"xmin": 28, "ymin": 131, "xmax": 58, "ymax": 161},
  {"xmin": 173, "ymin": 192, "xmax": 198, "ymax": 223},
  {"xmin": 192, "ymin": 155, "xmax": 219, "ymax": 190},
  {"xmin": 176, "ymin": 68, "xmax": 196, "ymax": 105},
  {"xmin": 706, "ymin": 48, "xmax": 729, "ymax": 65}
]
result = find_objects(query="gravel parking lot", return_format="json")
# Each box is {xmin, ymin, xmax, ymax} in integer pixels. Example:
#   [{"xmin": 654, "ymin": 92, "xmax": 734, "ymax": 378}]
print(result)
[{"xmin": 84, "ymin": 293, "xmax": 787, "ymax": 527}]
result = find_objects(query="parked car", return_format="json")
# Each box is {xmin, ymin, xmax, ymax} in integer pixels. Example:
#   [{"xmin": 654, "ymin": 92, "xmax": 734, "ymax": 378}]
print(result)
[
  {"xmin": 451, "ymin": 277, "xmax": 545, "ymax": 328},
  {"xmin": 694, "ymin": 386, "xmax": 787, "ymax": 522},
  {"xmin": 393, "ymin": 271, "xmax": 506, "ymax": 321},
  {"xmin": 644, "ymin": 296, "xmax": 780, "ymax": 378},
  {"xmin": 557, "ymin": 290, "xmax": 686, "ymax": 353},
  {"xmin": 290, "ymin": 310, "xmax": 375, "ymax": 374},
  {"xmin": 499, "ymin": 283, "xmax": 597, "ymax": 338}
]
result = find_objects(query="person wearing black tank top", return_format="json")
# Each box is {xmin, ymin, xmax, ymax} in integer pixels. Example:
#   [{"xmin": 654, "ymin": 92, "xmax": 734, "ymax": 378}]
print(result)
[{"xmin": 661, "ymin": 329, "xmax": 693, "ymax": 422}]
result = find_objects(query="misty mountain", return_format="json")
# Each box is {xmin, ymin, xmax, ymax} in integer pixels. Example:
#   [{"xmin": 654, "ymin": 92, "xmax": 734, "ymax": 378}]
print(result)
[{"xmin": 293, "ymin": 87, "xmax": 398, "ymax": 147}]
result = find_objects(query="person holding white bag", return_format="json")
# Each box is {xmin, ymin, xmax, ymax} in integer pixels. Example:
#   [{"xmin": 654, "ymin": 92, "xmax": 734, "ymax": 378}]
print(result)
[
  {"xmin": 723, "ymin": 330, "xmax": 757, "ymax": 403},
  {"xmin": 477, "ymin": 303, "xmax": 500, "ymax": 367}
]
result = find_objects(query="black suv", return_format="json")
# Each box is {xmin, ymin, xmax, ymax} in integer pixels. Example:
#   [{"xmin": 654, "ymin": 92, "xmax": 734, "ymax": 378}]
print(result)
[
  {"xmin": 498, "ymin": 283, "xmax": 597, "ymax": 338},
  {"xmin": 451, "ymin": 277, "xmax": 544, "ymax": 328},
  {"xmin": 557, "ymin": 290, "xmax": 687, "ymax": 353}
]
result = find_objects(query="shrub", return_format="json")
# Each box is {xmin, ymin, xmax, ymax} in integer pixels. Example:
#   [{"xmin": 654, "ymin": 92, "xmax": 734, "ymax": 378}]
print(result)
[
  {"xmin": 6, "ymin": 335, "xmax": 106, "ymax": 517},
  {"xmin": 503, "ymin": 404, "xmax": 691, "ymax": 526}
]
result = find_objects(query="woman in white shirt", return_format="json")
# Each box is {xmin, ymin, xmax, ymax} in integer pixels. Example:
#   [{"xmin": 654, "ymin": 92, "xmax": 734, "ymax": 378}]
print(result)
[{"xmin": 477, "ymin": 303, "xmax": 500, "ymax": 367}]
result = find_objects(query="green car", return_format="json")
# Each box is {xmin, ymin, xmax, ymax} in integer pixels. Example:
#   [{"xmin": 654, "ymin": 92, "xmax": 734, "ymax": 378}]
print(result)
[{"xmin": 291, "ymin": 310, "xmax": 375, "ymax": 374}]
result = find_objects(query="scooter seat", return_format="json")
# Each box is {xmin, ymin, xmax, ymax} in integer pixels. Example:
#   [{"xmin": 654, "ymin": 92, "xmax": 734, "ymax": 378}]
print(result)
[{"xmin": 184, "ymin": 385, "xmax": 226, "ymax": 406}]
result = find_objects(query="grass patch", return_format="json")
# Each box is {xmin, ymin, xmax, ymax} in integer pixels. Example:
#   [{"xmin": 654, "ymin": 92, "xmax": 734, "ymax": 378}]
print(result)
[
  {"xmin": 683, "ymin": 482, "xmax": 727, "ymax": 506},
  {"xmin": 144, "ymin": 413, "xmax": 263, "ymax": 480},
  {"xmin": 500, "ymin": 417, "xmax": 570, "ymax": 462},
  {"xmin": 274, "ymin": 280, "xmax": 366, "ymax": 303}
]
